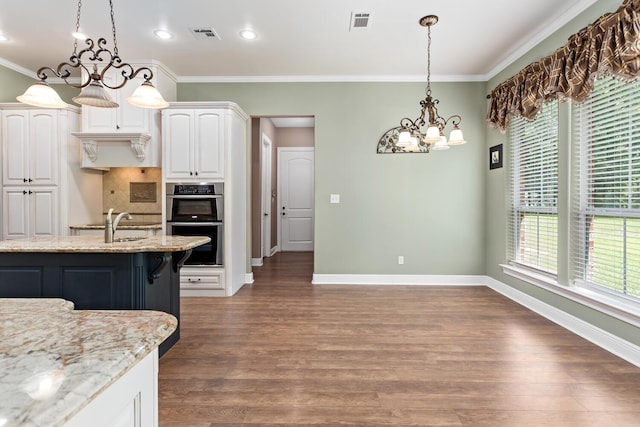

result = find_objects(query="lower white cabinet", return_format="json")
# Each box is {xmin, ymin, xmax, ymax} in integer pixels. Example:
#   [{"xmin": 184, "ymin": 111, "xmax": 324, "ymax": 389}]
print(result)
[
  {"xmin": 2, "ymin": 187, "xmax": 58, "ymax": 239},
  {"xmin": 65, "ymin": 349, "xmax": 159, "ymax": 427},
  {"xmin": 180, "ymin": 266, "xmax": 225, "ymax": 296}
]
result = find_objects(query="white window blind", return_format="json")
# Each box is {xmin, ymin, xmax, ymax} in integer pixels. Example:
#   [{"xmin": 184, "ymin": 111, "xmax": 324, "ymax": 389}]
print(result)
[
  {"xmin": 509, "ymin": 101, "xmax": 558, "ymax": 274},
  {"xmin": 573, "ymin": 76, "xmax": 640, "ymax": 299}
]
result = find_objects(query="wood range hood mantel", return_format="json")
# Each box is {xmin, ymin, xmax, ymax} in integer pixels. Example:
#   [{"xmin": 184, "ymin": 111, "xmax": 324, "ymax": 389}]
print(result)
[{"xmin": 73, "ymin": 132, "xmax": 152, "ymax": 162}]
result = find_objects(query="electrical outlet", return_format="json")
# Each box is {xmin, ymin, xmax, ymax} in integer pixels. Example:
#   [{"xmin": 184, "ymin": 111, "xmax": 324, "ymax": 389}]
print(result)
[
  {"xmin": 330, "ymin": 194, "xmax": 340, "ymax": 204},
  {"xmin": 398, "ymin": 255, "xmax": 404, "ymax": 265}
]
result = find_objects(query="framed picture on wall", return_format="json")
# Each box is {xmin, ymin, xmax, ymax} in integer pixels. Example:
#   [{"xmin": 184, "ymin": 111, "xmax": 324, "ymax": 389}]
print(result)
[{"xmin": 489, "ymin": 144, "xmax": 503, "ymax": 170}]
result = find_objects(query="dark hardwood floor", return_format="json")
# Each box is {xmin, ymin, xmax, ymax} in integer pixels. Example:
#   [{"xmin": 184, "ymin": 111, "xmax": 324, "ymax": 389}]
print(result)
[{"xmin": 158, "ymin": 252, "xmax": 640, "ymax": 426}]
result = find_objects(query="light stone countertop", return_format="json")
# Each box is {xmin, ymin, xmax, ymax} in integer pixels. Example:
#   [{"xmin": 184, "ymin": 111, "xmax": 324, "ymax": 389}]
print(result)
[
  {"xmin": 0, "ymin": 235, "xmax": 210, "ymax": 253},
  {"xmin": 0, "ymin": 298, "xmax": 177, "ymax": 427}
]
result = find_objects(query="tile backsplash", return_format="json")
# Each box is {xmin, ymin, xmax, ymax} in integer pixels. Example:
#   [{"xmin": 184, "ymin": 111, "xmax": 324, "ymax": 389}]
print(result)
[{"xmin": 103, "ymin": 168, "xmax": 162, "ymax": 223}]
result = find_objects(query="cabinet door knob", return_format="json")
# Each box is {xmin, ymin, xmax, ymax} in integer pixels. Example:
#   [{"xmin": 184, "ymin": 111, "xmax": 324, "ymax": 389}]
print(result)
[
  {"xmin": 195, "ymin": 171, "xmax": 199, "ymax": 176},
  {"xmin": 28, "ymin": 190, "xmax": 32, "ymax": 195},
  {"xmin": 23, "ymin": 190, "xmax": 27, "ymax": 195},
  {"xmin": 28, "ymin": 178, "xmax": 32, "ymax": 183},
  {"xmin": 23, "ymin": 178, "xmax": 27, "ymax": 183},
  {"xmin": 189, "ymin": 171, "xmax": 193, "ymax": 176}
]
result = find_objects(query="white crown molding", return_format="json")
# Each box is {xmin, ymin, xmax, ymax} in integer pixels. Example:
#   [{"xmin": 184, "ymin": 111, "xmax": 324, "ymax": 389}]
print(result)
[
  {"xmin": 0, "ymin": 57, "xmax": 36, "ymax": 79},
  {"xmin": 176, "ymin": 74, "xmax": 486, "ymax": 84},
  {"xmin": 485, "ymin": 0, "xmax": 601, "ymax": 81}
]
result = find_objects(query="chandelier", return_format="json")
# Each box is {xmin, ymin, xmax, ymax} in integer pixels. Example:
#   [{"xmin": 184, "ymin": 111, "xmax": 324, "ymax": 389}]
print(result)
[
  {"xmin": 377, "ymin": 15, "xmax": 466, "ymax": 154},
  {"xmin": 17, "ymin": 0, "xmax": 169, "ymax": 110}
]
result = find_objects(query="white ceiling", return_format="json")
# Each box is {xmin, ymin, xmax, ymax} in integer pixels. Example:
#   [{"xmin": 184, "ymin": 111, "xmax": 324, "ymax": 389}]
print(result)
[{"xmin": 0, "ymin": 0, "xmax": 600, "ymax": 83}]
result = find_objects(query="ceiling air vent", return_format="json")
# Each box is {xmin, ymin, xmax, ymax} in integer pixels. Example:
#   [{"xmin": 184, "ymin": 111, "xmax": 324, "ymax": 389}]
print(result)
[
  {"xmin": 190, "ymin": 27, "xmax": 220, "ymax": 40},
  {"xmin": 349, "ymin": 12, "xmax": 370, "ymax": 31}
]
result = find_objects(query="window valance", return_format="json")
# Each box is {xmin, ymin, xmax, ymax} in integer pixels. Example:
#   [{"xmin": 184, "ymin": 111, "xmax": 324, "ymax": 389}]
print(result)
[{"xmin": 486, "ymin": 0, "xmax": 640, "ymax": 132}]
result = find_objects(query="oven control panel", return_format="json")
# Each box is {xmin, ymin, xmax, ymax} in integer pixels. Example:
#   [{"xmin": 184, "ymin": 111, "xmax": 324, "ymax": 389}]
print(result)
[{"xmin": 173, "ymin": 184, "xmax": 216, "ymax": 195}]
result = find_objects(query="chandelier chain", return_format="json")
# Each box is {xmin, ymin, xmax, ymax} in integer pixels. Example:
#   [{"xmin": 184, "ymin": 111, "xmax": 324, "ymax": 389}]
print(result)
[
  {"xmin": 109, "ymin": 0, "xmax": 119, "ymax": 56},
  {"xmin": 73, "ymin": 0, "xmax": 82, "ymax": 54},
  {"xmin": 426, "ymin": 24, "xmax": 432, "ymax": 96}
]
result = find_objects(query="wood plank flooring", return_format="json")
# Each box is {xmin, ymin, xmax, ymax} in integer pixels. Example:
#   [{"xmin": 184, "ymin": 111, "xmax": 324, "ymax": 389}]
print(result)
[{"xmin": 159, "ymin": 252, "xmax": 640, "ymax": 426}]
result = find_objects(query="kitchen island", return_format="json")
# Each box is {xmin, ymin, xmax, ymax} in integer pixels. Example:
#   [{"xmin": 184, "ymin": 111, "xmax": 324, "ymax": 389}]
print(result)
[
  {"xmin": 0, "ymin": 235, "xmax": 210, "ymax": 355},
  {"xmin": 0, "ymin": 298, "xmax": 176, "ymax": 427}
]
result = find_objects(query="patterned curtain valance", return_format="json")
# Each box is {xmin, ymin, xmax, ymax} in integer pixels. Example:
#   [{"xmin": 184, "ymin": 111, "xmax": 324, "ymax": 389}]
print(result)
[{"xmin": 486, "ymin": 0, "xmax": 640, "ymax": 132}]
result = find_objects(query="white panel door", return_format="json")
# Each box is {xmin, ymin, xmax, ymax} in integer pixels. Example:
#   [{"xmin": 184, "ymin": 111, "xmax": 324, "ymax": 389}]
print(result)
[
  {"xmin": 163, "ymin": 111, "xmax": 194, "ymax": 180},
  {"xmin": 3, "ymin": 188, "xmax": 29, "ymax": 239},
  {"xmin": 279, "ymin": 148, "xmax": 314, "ymax": 251},
  {"xmin": 2, "ymin": 111, "xmax": 29, "ymax": 186},
  {"xmin": 30, "ymin": 111, "xmax": 59, "ymax": 185},
  {"xmin": 31, "ymin": 187, "xmax": 58, "ymax": 237},
  {"xmin": 194, "ymin": 110, "xmax": 224, "ymax": 179}
]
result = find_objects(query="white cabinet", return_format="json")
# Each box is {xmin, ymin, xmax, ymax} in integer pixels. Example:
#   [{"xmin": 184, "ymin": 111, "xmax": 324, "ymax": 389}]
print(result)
[
  {"xmin": 2, "ymin": 110, "xmax": 59, "ymax": 186},
  {"xmin": 77, "ymin": 61, "xmax": 176, "ymax": 168},
  {"xmin": 64, "ymin": 349, "xmax": 158, "ymax": 427},
  {"xmin": 81, "ymin": 70, "xmax": 149, "ymax": 134},
  {"xmin": 162, "ymin": 102, "xmax": 249, "ymax": 297},
  {"xmin": 180, "ymin": 266, "xmax": 225, "ymax": 296},
  {"xmin": 162, "ymin": 109, "xmax": 224, "ymax": 180},
  {"xmin": 3, "ymin": 187, "xmax": 58, "ymax": 239},
  {"xmin": 0, "ymin": 104, "xmax": 102, "ymax": 240}
]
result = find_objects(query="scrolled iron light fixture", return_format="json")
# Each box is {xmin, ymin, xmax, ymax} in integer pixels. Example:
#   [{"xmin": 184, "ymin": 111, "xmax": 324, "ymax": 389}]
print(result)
[
  {"xmin": 17, "ymin": 0, "xmax": 169, "ymax": 110},
  {"xmin": 377, "ymin": 15, "xmax": 466, "ymax": 154}
]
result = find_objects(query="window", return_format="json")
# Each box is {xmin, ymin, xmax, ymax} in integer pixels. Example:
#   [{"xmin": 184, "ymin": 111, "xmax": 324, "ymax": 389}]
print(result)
[
  {"xmin": 573, "ymin": 76, "xmax": 640, "ymax": 300},
  {"xmin": 509, "ymin": 101, "xmax": 559, "ymax": 274}
]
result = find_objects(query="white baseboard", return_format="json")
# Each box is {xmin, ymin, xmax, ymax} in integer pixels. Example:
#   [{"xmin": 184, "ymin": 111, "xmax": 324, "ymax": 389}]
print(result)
[
  {"xmin": 311, "ymin": 273, "xmax": 485, "ymax": 286},
  {"xmin": 310, "ymin": 272, "xmax": 640, "ymax": 367},
  {"xmin": 251, "ymin": 258, "xmax": 263, "ymax": 267},
  {"xmin": 485, "ymin": 276, "xmax": 640, "ymax": 368},
  {"xmin": 270, "ymin": 246, "xmax": 278, "ymax": 256},
  {"xmin": 245, "ymin": 272, "xmax": 254, "ymax": 284}
]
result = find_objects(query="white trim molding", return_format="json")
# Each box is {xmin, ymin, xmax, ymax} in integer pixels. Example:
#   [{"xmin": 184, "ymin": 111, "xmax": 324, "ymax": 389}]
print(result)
[
  {"xmin": 245, "ymin": 272, "xmax": 254, "ymax": 284},
  {"xmin": 486, "ymin": 276, "xmax": 640, "ymax": 368},
  {"xmin": 251, "ymin": 258, "xmax": 263, "ymax": 267},
  {"xmin": 311, "ymin": 274, "xmax": 485, "ymax": 286},
  {"xmin": 309, "ymin": 272, "xmax": 640, "ymax": 367}
]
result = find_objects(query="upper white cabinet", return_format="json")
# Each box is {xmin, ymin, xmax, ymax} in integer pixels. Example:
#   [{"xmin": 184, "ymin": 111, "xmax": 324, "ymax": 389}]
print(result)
[
  {"xmin": 81, "ymin": 67, "xmax": 151, "ymax": 133},
  {"xmin": 2, "ymin": 110, "xmax": 59, "ymax": 186},
  {"xmin": 76, "ymin": 61, "xmax": 176, "ymax": 168},
  {"xmin": 162, "ymin": 102, "xmax": 249, "ymax": 297},
  {"xmin": 162, "ymin": 109, "xmax": 225, "ymax": 180},
  {"xmin": 0, "ymin": 103, "xmax": 103, "ymax": 240}
]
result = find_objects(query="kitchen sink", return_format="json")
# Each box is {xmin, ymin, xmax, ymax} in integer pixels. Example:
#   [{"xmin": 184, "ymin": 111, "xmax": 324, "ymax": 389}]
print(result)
[{"xmin": 113, "ymin": 236, "xmax": 146, "ymax": 243}]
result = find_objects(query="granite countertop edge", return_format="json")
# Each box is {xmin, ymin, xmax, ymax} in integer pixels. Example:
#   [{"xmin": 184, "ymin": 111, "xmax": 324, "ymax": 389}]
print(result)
[
  {"xmin": 0, "ymin": 235, "xmax": 211, "ymax": 253},
  {"xmin": 0, "ymin": 298, "xmax": 177, "ymax": 427}
]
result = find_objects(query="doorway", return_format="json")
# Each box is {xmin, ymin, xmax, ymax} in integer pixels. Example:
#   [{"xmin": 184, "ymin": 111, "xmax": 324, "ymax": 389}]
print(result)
[{"xmin": 251, "ymin": 116, "xmax": 315, "ymax": 266}]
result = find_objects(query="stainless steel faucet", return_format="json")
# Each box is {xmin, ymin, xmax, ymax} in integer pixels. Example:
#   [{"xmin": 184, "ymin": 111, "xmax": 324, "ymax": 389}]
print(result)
[{"xmin": 105, "ymin": 208, "xmax": 132, "ymax": 243}]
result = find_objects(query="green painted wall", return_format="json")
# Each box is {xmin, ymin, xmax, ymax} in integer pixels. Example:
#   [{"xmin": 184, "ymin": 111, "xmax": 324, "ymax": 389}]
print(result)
[
  {"xmin": 485, "ymin": 0, "xmax": 640, "ymax": 346},
  {"xmin": 178, "ymin": 81, "xmax": 487, "ymax": 275},
  {"xmin": 1, "ymin": 0, "xmax": 635, "ymax": 346}
]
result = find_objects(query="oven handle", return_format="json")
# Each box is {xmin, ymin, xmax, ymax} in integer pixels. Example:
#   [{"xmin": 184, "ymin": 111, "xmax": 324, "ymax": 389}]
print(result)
[
  {"xmin": 167, "ymin": 195, "xmax": 222, "ymax": 199},
  {"xmin": 167, "ymin": 221, "xmax": 222, "ymax": 227}
]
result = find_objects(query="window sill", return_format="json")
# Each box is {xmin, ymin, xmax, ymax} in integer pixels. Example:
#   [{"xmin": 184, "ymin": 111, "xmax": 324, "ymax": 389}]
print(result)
[{"xmin": 500, "ymin": 263, "xmax": 640, "ymax": 329}]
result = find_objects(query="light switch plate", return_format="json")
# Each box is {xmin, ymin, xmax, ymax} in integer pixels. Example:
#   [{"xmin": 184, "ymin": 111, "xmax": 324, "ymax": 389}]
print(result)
[{"xmin": 330, "ymin": 194, "xmax": 340, "ymax": 204}]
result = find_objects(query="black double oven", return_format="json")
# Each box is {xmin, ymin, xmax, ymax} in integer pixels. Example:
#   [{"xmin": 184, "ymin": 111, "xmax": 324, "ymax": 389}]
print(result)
[{"xmin": 166, "ymin": 183, "xmax": 223, "ymax": 266}]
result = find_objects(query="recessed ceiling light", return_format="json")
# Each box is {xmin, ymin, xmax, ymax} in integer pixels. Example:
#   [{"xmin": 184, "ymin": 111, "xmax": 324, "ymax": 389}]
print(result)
[
  {"xmin": 239, "ymin": 29, "xmax": 257, "ymax": 40},
  {"xmin": 0, "ymin": 34, "xmax": 8, "ymax": 42},
  {"xmin": 154, "ymin": 29, "xmax": 173, "ymax": 40}
]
